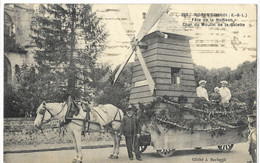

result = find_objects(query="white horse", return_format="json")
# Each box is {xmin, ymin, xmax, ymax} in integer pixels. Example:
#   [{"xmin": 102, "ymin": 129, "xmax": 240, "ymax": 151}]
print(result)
[{"xmin": 34, "ymin": 101, "xmax": 124, "ymax": 163}]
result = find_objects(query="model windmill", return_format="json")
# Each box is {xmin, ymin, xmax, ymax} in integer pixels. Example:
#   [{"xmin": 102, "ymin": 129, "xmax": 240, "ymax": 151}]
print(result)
[{"xmin": 114, "ymin": 4, "xmax": 197, "ymax": 106}]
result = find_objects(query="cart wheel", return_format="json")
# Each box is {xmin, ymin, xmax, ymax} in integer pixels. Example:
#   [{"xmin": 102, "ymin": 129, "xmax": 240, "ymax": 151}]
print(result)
[
  {"xmin": 156, "ymin": 149, "xmax": 175, "ymax": 157},
  {"xmin": 218, "ymin": 144, "xmax": 234, "ymax": 152},
  {"xmin": 139, "ymin": 145, "xmax": 147, "ymax": 153}
]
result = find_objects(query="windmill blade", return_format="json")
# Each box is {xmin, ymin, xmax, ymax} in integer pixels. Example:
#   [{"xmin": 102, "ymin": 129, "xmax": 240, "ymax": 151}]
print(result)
[
  {"xmin": 135, "ymin": 46, "xmax": 155, "ymax": 95},
  {"xmin": 136, "ymin": 4, "xmax": 170, "ymax": 41},
  {"xmin": 116, "ymin": 5, "xmax": 135, "ymax": 40},
  {"xmin": 113, "ymin": 4, "xmax": 169, "ymax": 85},
  {"xmin": 113, "ymin": 48, "xmax": 135, "ymax": 84},
  {"xmin": 113, "ymin": 5, "xmax": 135, "ymax": 84}
]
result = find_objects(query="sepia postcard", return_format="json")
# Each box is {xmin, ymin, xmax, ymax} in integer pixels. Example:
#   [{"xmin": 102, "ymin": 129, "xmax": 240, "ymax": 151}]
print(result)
[{"xmin": 2, "ymin": 3, "xmax": 258, "ymax": 163}]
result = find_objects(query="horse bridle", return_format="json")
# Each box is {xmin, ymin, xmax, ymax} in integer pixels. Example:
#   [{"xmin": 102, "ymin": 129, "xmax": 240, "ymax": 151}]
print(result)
[
  {"xmin": 37, "ymin": 102, "xmax": 67, "ymax": 140},
  {"xmin": 39, "ymin": 102, "xmax": 66, "ymax": 123}
]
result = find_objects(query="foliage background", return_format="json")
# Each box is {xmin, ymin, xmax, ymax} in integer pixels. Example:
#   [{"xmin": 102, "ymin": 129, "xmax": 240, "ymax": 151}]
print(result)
[
  {"xmin": 194, "ymin": 61, "xmax": 257, "ymax": 109},
  {"xmin": 4, "ymin": 60, "xmax": 256, "ymax": 117}
]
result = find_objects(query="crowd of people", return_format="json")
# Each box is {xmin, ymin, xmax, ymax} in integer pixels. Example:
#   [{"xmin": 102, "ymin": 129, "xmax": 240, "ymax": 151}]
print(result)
[{"xmin": 196, "ymin": 80, "xmax": 232, "ymax": 105}]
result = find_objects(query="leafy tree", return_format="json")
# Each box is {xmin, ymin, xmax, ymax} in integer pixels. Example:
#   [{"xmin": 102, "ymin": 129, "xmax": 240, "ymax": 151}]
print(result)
[
  {"xmin": 5, "ymin": 65, "xmax": 43, "ymax": 117},
  {"xmin": 229, "ymin": 61, "xmax": 257, "ymax": 109},
  {"xmin": 4, "ymin": 84, "xmax": 21, "ymax": 117},
  {"xmin": 95, "ymin": 63, "xmax": 133, "ymax": 110},
  {"xmin": 30, "ymin": 4, "xmax": 107, "ymax": 99},
  {"xmin": 5, "ymin": 63, "xmax": 71, "ymax": 118}
]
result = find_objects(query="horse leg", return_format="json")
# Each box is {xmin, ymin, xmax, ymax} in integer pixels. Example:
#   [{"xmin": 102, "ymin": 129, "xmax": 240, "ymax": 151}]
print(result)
[
  {"xmin": 110, "ymin": 121, "xmax": 122, "ymax": 158},
  {"xmin": 109, "ymin": 133, "xmax": 116, "ymax": 157},
  {"xmin": 109, "ymin": 132, "xmax": 120, "ymax": 159},
  {"xmin": 74, "ymin": 129, "xmax": 83, "ymax": 163},
  {"xmin": 114, "ymin": 132, "xmax": 121, "ymax": 156},
  {"xmin": 68, "ymin": 128, "xmax": 79, "ymax": 163}
]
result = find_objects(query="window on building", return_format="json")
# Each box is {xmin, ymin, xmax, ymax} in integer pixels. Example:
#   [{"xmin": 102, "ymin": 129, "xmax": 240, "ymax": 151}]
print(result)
[
  {"xmin": 171, "ymin": 67, "xmax": 181, "ymax": 85},
  {"xmin": 4, "ymin": 57, "xmax": 12, "ymax": 85},
  {"xmin": 4, "ymin": 13, "xmax": 15, "ymax": 37}
]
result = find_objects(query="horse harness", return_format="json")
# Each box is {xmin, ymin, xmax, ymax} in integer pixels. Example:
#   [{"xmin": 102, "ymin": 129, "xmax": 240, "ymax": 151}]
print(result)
[
  {"xmin": 67, "ymin": 101, "xmax": 123, "ymax": 136},
  {"xmin": 112, "ymin": 108, "xmax": 123, "ymax": 123},
  {"xmin": 39, "ymin": 102, "xmax": 66, "ymax": 123},
  {"xmin": 90, "ymin": 106, "xmax": 123, "ymax": 123}
]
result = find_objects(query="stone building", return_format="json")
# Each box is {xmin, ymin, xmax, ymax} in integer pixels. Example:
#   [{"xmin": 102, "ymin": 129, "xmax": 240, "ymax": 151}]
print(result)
[{"xmin": 4, "ymin": 4, "xmax": 37, "ymax": 85}]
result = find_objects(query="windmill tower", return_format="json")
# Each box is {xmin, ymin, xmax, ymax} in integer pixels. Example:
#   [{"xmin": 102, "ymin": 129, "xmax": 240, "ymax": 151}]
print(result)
[{"xmin": 114, "ymin": 5, "xmax": 197, "ymax": 106}]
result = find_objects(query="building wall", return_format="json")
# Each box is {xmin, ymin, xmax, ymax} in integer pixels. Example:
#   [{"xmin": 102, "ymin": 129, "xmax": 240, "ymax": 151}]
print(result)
[
  {"xmin": 4, "ymin": 4, "xmax": 36, "ymax": 84},
  {"xmin": 5, "ymin": 4, "xmax": 34, "ymax": 47},
  {"xmin": 4, "ymin": 51, "xmax": 35, "ymax": 81}
]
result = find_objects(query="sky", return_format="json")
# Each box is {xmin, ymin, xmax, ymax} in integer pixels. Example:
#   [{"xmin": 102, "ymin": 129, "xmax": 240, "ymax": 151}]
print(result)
[{"xmin": 92, "ymin": 4, "xmax": 257, "ymax": 70}]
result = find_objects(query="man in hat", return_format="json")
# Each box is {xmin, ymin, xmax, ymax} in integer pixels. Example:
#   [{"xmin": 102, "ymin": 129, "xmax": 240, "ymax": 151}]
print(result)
[
  {"xmin": 120, "ymin": 106, "xmax": 142, "ymax": 161},
  {"xmin": 219, "ymin": 81, "xmax": 231, "ymax": 104},
  {"xmin": 248, "ymin": 106, "xmax": 257, "ymax": 163},
  {"xmin": 196, "ymin": 80, "xmax": 209, "ymax": 101}
]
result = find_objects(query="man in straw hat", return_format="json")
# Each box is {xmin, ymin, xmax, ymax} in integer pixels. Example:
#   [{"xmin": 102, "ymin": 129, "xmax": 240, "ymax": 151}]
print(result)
[
  {"xmin": 219, "ymin": 80, "xmax": 231, "ymax": 104},
  {"xmin": 120, "ymin": 106, "xmax": 142, "ymax": 161},
  {"xmin": 196, "ymin": 80, "xmax": 209, "ymax": 101}
]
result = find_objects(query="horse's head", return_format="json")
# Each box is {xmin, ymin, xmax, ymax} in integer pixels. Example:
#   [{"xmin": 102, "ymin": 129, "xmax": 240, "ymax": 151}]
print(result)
[{"xmin": 34, "ymin": 101, "xmax": 53, "ymax": 129}]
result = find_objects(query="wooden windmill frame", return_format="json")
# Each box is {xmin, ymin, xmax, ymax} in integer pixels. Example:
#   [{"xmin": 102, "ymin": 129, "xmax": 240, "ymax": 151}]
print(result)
[
  {"xmin": 114, "ymin": 4, "xmax": 197, "ymax": 105},
  {"xmin": 113, "ymin": 4, "xmax": 170, "ymax": 96}
]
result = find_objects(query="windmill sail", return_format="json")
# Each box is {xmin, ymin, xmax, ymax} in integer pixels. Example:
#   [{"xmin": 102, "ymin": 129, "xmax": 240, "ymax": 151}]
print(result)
[
  {"xmin": 136, "ymin": 4, "xmax": 170, "ymax": 41},
  {"xmin": 113, "ymin": 49, "xmax": 134, "ymax": 84},
  {"xmin": 113, "ymin": 4, "xmax": 170, "ymax": 86},
  {"xmin": 135, "ymin": 46, "xmax": 155, "ymax": 94},
  {"xmin": 115, "ymin": 5, "xmax": 135, "ymax": 40}
]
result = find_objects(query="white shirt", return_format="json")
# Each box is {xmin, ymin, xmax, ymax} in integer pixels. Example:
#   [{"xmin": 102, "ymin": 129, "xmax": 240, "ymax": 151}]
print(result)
[
  {"xmin": 196, "ymin": 86, "xmax": 209, "ymax": 101},
  {"xmin": 219, "ymin": 87, "xmax": 231, "ymax": 103}
]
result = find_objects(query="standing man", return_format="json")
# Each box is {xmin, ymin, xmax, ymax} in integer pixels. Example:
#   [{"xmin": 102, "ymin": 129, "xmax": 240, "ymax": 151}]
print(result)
[
  {"xmin": 219, "ymin": 81, "xmax": 231, "ymax": 104},
  {"xmin": 120, "ymin": 106, "xmax": 142, "ymax": 161},
  {"xmin": 196, "ymin": 80, "xmax": 209, "ymax": 101},
  {"xmin": 248, "ymin": 107, "xmax": 257, "ymax": 163}
]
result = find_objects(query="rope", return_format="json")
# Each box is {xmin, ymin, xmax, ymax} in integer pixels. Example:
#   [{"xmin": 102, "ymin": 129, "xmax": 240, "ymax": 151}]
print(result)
[
  {"xmin": 156, "ymin": 117, "xmax": 247, "ymax": 132},
  {"xmin": 156, "ymin": 118, "xmax": 226, "ymax": 132},
  {"xmin": 161, "ymin": 98, "xmax": 247, "ymax": 114}
]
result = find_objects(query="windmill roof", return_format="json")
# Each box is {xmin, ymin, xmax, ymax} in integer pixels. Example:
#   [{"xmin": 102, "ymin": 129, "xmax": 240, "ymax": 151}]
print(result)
[{"xmin": 141, "ymin": 30, "xmax": 193, "ymax": 42}]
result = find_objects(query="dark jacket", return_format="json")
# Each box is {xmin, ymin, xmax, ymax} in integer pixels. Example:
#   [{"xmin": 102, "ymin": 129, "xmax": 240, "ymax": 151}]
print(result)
[{"xmin": 120, "ymin": 115, "xmax": 141, "ymax": 137}]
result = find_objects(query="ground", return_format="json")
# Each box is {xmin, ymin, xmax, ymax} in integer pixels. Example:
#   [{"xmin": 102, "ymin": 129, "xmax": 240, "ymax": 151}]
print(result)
[{"xmin": 4, "ymin": 142, "xmax": 253, "ymax": 163}]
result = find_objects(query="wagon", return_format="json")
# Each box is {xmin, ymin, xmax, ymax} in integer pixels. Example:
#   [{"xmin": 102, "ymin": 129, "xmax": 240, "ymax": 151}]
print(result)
[
  {"xmin": 139, "ymin": 122, "xmax": 248, "ymax": 157},
  {"xmin": 138, "ymin": 100, "xmax": 248, "ymax": 157}
]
